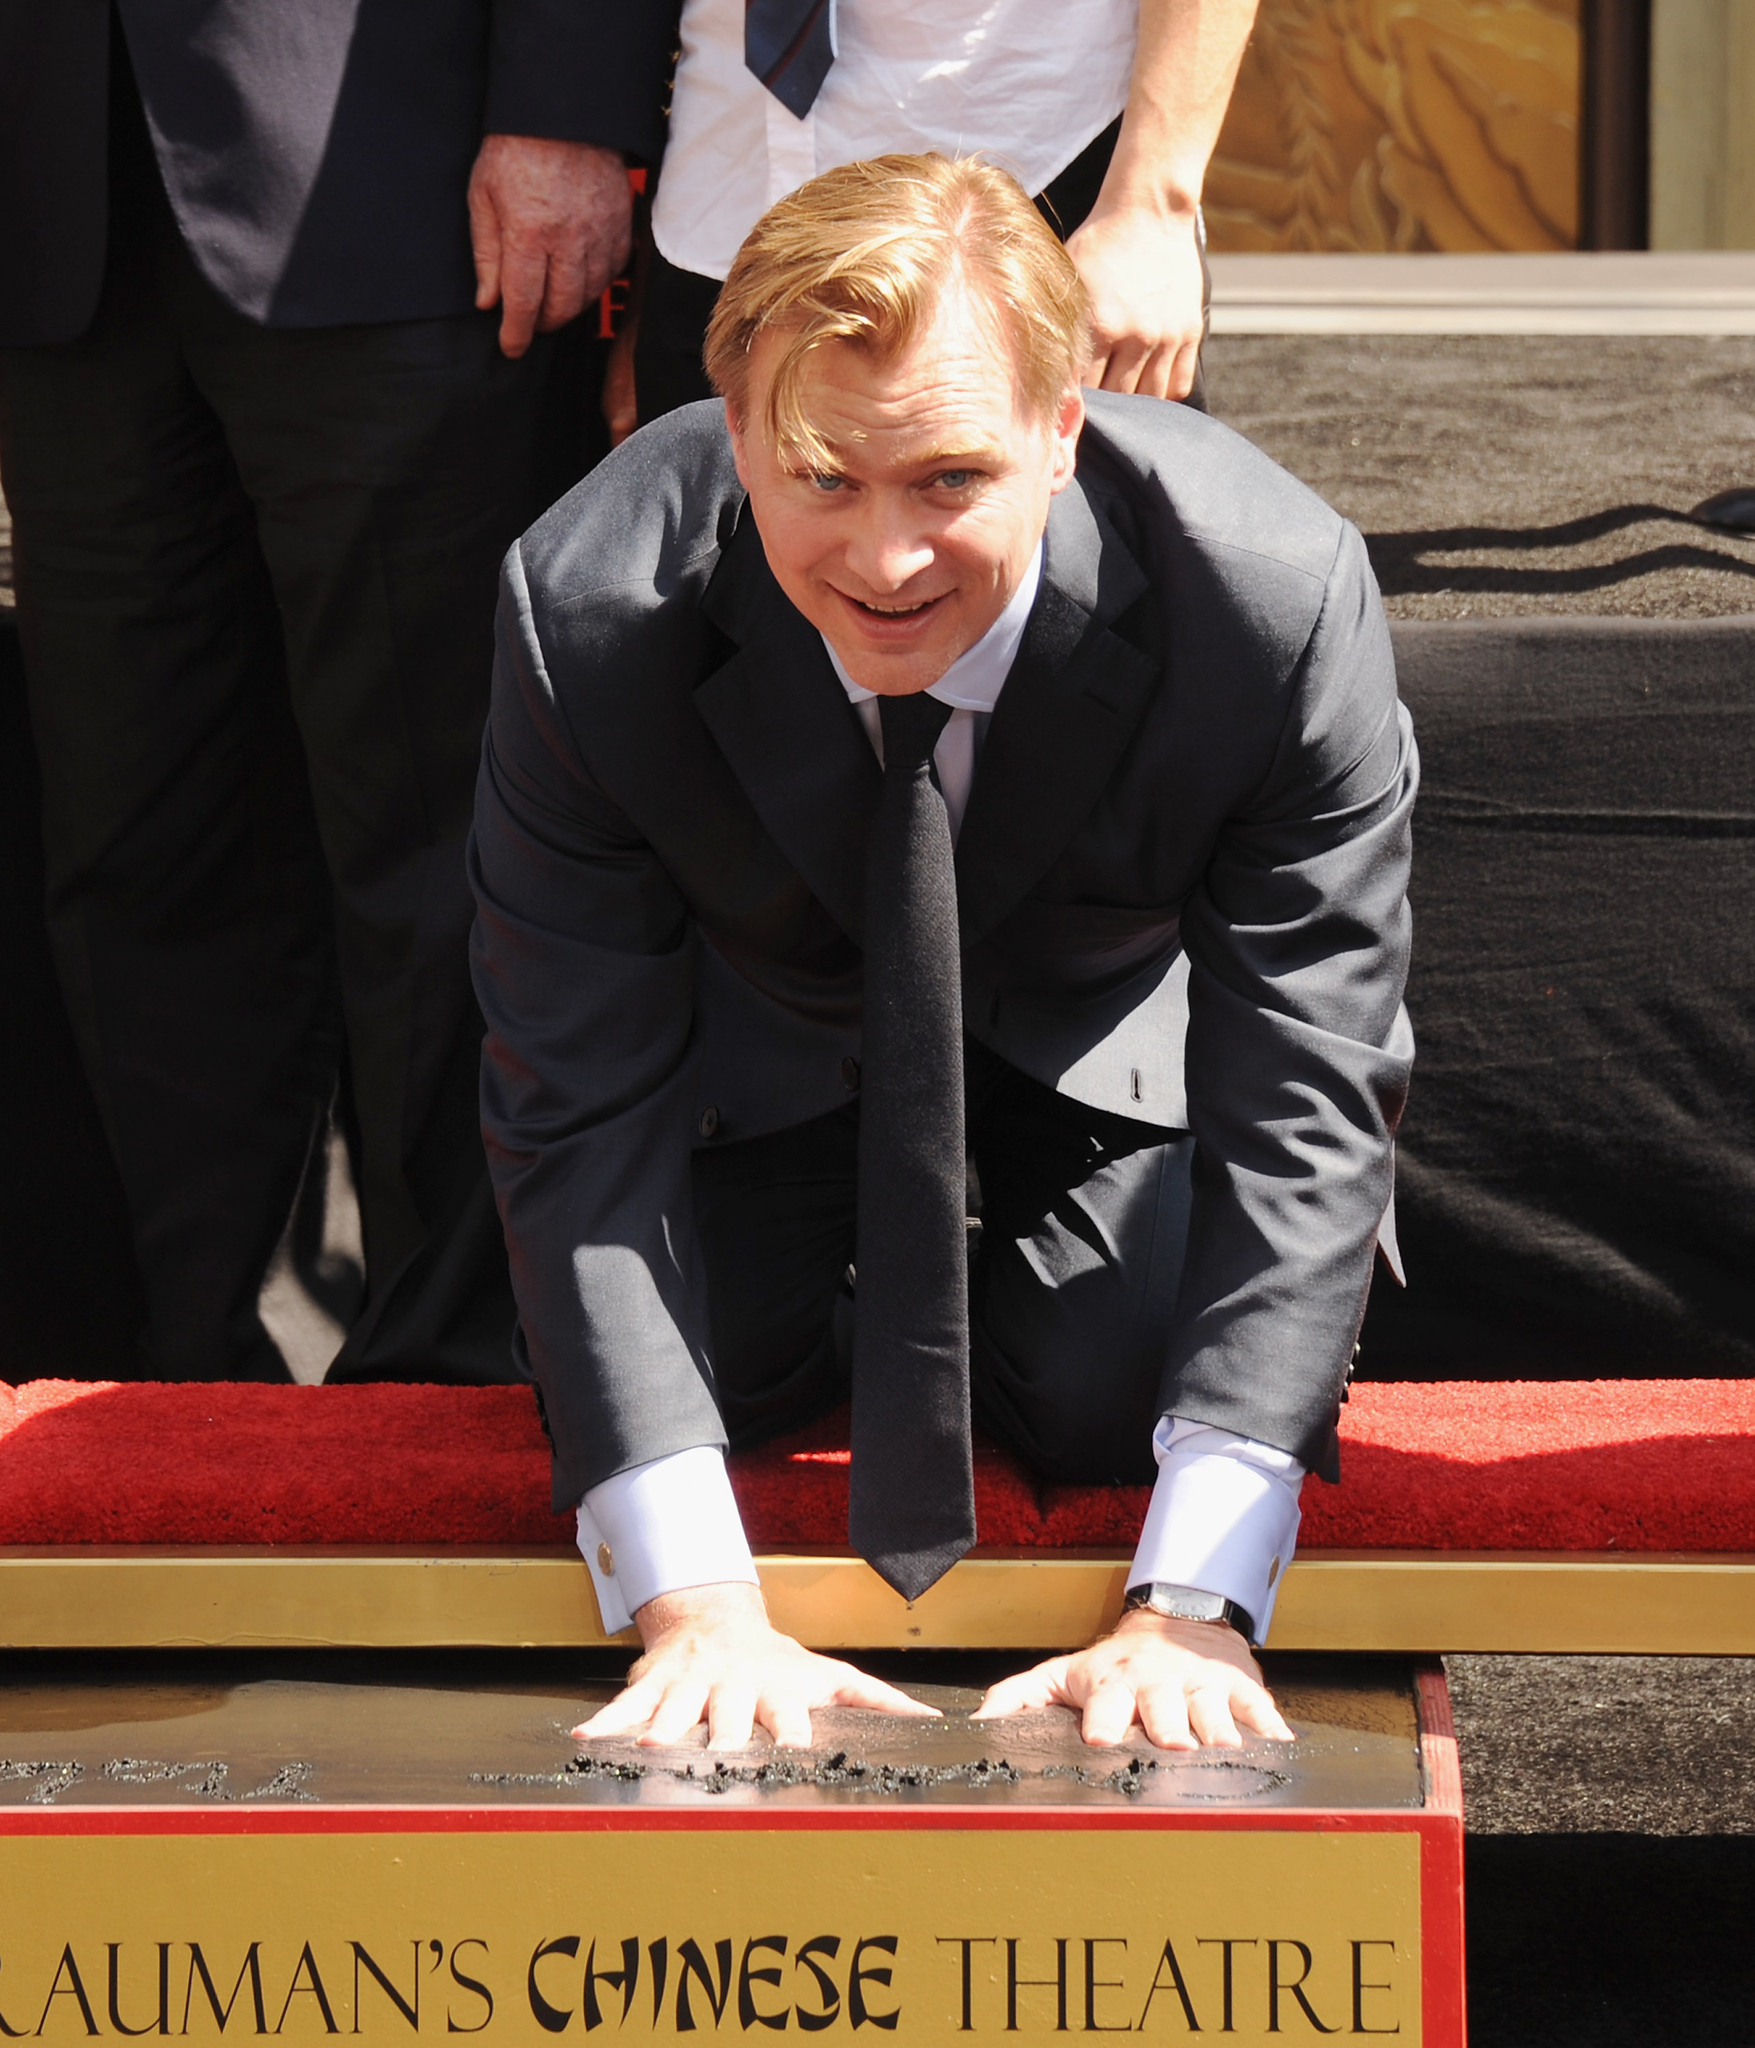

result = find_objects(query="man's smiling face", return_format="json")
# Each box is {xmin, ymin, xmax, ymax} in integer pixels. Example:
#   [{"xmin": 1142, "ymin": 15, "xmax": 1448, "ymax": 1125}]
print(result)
[{"xmin": 727, "ymin": 274, "xmax": 1084, "ymax": 697}]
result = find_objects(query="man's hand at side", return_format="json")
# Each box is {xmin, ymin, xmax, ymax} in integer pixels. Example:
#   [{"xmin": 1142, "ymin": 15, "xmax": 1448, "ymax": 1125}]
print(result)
[
  {"xmin": 469, "ymin": 135, "xmax": 633, "ymax": 359},
  {"xmin": 570, "ymin": 1582, "xmax": 941, "ymax": 1751},
  {"xmin": 1069, "ymin": 0, "xmax": 1258, "ymax": 398},
  {"xmin": 1067, "ymin": 203, "xmax": 1206, "ymax": 398},
  {"xmin": 972, "ymin": 1608, "xmax": 1295, "ymax": 1750}
]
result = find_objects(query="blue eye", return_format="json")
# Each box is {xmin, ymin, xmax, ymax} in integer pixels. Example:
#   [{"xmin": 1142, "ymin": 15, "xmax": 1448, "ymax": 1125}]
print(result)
[
  {"xmin": 936, "ymin": 470, "xmax": 976, "ymax": 490},
  {"xmin": 811, "ymin": 473, "xmax": 845, "ymax": 492}
]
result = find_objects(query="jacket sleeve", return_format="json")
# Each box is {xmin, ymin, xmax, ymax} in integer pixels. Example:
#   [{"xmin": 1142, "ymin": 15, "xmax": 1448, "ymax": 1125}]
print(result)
[
  {"xmin": 483, "ymin": 0, "xmax": 676, "ymax": 160},
  {"xmin": 1167, "ymin": 518, "xmax": 1417, "ymax": 1477},
  {"xmin": 468, "ymin": 539, "xmax": 724, "ymax": 1511}
]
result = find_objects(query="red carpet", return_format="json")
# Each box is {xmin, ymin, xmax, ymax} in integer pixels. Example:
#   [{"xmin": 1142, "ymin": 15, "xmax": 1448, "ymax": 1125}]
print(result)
[{"xmin": 0, "ymin": 1379, "xmax": 1751, "ymax": 1551}]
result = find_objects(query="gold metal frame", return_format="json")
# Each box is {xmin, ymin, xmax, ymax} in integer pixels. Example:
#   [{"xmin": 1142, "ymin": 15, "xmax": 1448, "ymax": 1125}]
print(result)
[{"xmin": 1, "ymin": 1545, "xmax": 1751, "ymax": 1655}]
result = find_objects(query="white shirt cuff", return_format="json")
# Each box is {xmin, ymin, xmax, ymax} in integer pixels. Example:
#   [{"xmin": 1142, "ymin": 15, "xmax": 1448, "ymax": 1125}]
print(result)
[
  {"xmin": 576, "ymin": 1446, "xmax": 759, "ymax": 1636},
  {"xmin": 1126, "ymin": 1417, "xmax": 1306, "ymax": 1642}
]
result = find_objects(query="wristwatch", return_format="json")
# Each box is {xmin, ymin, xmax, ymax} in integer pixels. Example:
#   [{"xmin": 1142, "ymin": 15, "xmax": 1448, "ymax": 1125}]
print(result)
[{"xmin": 1124, "ymin": 1581, "xmax": 1256, "ymax": 1647}]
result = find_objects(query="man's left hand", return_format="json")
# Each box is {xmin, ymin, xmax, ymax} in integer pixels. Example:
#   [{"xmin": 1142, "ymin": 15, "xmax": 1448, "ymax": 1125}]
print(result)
[
  {"xmin": 1066, "ymin": 203, "xmax": 1205, "ymax": 400},
  {"xmin": 971, "ymin": 1608, "xmax": 1295, "ymax": 1749},
  {"xmin": 469, "ymin": 135, "xmax": 633, "ymax": 359}
]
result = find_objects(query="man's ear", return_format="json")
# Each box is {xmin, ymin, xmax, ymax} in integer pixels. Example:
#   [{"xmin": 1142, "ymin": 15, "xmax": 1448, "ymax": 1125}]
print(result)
[
  {"xmin": 726, "ymin": 399, "xmax": 753, "ymax": 491},
  {"xmin": 1048, "ymin": 382, "xmax": 1085, "ymax": 495}
]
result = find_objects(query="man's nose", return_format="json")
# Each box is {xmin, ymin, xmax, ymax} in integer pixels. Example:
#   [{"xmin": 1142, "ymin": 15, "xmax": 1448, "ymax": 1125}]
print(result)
[{"xmin": 845, "ymin": 499, "xmax": 934, "ymax": 592}]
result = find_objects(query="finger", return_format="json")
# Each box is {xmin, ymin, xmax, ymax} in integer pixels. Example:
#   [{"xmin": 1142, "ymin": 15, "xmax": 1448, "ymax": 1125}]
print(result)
[
  {"xmin": 604, "ymin": 391, "xmax": 637, "ymax": 446},
  {"xmin": 495, "ymin": 239, "xmax": 547, "ymax": 359},
  {"xmin": 1135, "ymin": 342, "xmax": 1182, "ymax": 403},
  {"xmin": 829, "ymin": 1671, "xmax": 943, "ymax": 1718},
  {"xmin": 971, "ymin": 1660, "xmax": 1070, "ymax": 1720},
  {"xmin": 1132, "ymin": 1682, "xmax": 1198, "ymax": 1754},
  {"xmin": 1185, "ymin": 1683, "xmax": 1243, "ymax": 1750},
  {"xmin": 1080, "ymin": 350, "xmax": 1111, "ymax": 392},
  {"xmin": 570, "ymin": 168, "xmax": 634, "ymax": 308},
  {"xmin": 638, "ymin": 1681, "xmax": 712, "ymax": 1748},
  {"xmin": 1166, "ymin": 336, "xmax": 1202, "ymax": 403},
  {"xmin": 571, "ymin": 1679, "xmax": 663, "ymax": 1740},
  {"xmin": 1099, "ymin": 335, "xmax": 1154, "ymax": 394},
  {"xmin": 602, "ymin": 322, "xmax": 639, "ymax": 444},
  {"xmin": 1079, "ymin": 1681, "xmax": 1145, "ymax": 1749},
  {"xmin": 573, "ymin": 224, "xmax": 632, "ymax": 317},
  {"xmin": 535, "ymin": 245, "xmax": 591, "ymax": 337},
  {"xmin": 469, "ymin": 184, "xmax": 502, "ymax": 314},
  {"xmin": 1232, "ymin": 1684, "xmax": 1297, "ymax": 1745},
  {"xmin": 761, "ymin": 1695, "xmax": 816, "ymax": 1751},
  {"xmin": 705, "ymin": 1682, "xmax": 758, "ymax": 1753}
]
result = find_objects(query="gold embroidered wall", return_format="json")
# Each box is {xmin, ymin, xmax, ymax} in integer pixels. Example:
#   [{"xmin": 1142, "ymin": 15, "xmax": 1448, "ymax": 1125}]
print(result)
[{"xmin": 1206, "ymin": 0, "xmax": 1582, "ymax": 251}]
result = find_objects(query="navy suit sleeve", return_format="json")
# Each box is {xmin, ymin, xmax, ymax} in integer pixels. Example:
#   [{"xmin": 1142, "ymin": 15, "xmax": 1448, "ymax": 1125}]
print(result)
[
  {"xmin": 468, "ymin": 539, "xmax": 725, "ymax": 1511},
  {"xmin": 484, "ymin": 0, "xmax": 676, "ymax": 160},
  {"xmin": 1168, "ymin": 519, "xmax": 1417, "ymax": 1475}
]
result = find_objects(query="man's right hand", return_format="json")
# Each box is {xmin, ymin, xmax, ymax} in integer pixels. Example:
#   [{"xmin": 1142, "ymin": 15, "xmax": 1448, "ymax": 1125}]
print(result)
[
  {"xmin": 570, "ymin": 1582, "xmax": 941, "ymax": 1750},
  {"xmin": 468, "ymin": 134, "xmax": 633, "ymax": 360}
]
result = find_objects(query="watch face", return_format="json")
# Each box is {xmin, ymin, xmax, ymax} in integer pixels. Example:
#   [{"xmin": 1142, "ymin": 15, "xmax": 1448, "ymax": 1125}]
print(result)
[
  {"xmin": 1132, "ymin": 1584, "xmax": 1224, "ymax": 1621},
  {"xmin": 1125, "ymin": 1585, "xmax": 1256, "ymax": 1646}
]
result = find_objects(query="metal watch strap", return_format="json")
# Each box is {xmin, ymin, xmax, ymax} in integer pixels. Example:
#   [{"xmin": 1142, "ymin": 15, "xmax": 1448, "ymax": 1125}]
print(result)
[{"xmin": 1124, "ymin": 1581, "xmax": 1257, "ymax": 1647}]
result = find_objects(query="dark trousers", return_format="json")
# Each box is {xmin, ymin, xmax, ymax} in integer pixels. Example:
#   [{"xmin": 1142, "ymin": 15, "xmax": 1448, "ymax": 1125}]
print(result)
[
  {"xmin": 691, "ymin": 1042, "xmax": 1192, "ymax": 1485},
  {"xmin": 0, "ymin": 81, "xmax": 547, "ymax": 1382},
  {"xmin": 635, "ymin": 119, "xmax": 1209, "ymax": 426}
]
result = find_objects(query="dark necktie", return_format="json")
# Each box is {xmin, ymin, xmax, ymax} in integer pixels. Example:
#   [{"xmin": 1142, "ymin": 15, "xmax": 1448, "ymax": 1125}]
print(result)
[
  {"xmin": 744, "ymin": 0, "xmax": 836, "ymax": 120},
  {"xmin": 848, "ymin": 691, "xmax": 977, "ymax": 1601}
]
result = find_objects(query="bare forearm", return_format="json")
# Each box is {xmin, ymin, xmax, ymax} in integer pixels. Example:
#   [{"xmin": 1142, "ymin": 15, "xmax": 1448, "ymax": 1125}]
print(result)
[
  {"xmin": 1067, "ymin": 0, "xmax": 1256, "ymax": 394},
  {"xmin": 1099, "ymin": 0, "xmax": 1259, "ymax": 219}
]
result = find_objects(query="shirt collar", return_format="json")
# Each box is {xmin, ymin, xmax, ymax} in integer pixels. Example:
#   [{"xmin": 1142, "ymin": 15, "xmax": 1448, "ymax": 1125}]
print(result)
[{"xmin": 825, "ymin": 542, "xmax": 1043, "ymax": 714}]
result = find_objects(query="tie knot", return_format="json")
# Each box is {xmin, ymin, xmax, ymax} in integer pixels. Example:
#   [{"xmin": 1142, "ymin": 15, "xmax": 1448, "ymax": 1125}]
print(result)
[{"xmin": 878, "ymin": 690, "xmax": 953, "ymax": 772}]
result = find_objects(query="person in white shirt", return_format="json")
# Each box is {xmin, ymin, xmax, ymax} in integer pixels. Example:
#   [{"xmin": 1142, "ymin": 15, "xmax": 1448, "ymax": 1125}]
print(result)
[{"xmin": 618, "ymin": 0, "xmax": 1258, "ymax": 432}]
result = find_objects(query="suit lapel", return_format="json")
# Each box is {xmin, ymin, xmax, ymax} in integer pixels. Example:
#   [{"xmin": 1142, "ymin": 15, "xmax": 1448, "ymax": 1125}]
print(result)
[
  {"xmin": 695, "ymin": 507, "xmax": 881, "ymax": 943},
  {"xmin": 953, "ymin": 476, "xmax": 1159, "ymax": 949}
]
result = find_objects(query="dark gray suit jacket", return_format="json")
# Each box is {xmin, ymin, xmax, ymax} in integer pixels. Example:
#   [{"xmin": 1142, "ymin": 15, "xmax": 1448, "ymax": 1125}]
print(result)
[
  {"xmin": 470, "ymin": 393, "xmax": 1417, "ymax": 1511},
  {"xmin": 0, "ymin": 0, "xmax": 672, "ymax": 344}
]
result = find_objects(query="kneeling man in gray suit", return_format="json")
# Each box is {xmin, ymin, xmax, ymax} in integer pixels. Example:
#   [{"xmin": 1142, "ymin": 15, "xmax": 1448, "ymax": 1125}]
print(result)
[{"xmin": 469, "ymin": 155, "xmax": 1415, "ymax": 1752}]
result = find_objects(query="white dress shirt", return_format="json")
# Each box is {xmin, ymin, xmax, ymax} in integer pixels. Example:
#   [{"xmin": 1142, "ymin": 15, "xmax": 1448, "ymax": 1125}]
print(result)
[
  {"xmin": 578, "ymin": 546, "xmax": 1307, "ymax": 1639},
  {"xmin": 652, "ymin": 0, "xmax": 1140, "ymax": 283}
]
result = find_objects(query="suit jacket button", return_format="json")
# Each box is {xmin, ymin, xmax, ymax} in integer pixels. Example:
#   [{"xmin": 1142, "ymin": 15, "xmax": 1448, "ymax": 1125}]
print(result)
[
  {"xmin": 840, "ymin": 1057, "xmax": 861, "ymax": 1091},
  {"xmin": 698, "ymin": 1106, "xmax": 720, "ymax": 1139}
]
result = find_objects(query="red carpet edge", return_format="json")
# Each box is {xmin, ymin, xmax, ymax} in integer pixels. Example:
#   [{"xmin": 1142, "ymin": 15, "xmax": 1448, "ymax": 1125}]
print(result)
[{"xmin": 1, "ymin": 1379, "xmax": 1750, "ymax": 1553}]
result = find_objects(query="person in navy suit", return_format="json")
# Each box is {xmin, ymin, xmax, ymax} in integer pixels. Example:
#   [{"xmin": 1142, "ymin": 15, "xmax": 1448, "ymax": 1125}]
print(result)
[{"xmin": 0, "ymin": 0, "xmax": 671, "ymax": 1382}]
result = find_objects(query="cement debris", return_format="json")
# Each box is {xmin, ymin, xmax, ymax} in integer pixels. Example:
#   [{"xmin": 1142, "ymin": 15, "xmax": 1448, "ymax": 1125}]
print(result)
[{"xmin": 0, "ymin": 1758, "xmax": 83, "ymax": 1804}]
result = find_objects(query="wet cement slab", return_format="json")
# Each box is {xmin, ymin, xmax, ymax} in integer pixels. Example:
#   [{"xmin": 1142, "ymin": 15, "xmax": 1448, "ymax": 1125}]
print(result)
[{"xmin": 0, "ymin": 1650, "xmax": 1423, "ymax": 1813}]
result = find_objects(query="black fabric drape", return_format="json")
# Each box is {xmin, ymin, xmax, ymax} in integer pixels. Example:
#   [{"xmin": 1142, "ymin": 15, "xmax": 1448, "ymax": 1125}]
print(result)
[
  {"xmin": 1360, "ymin": 616, "xmax": 1755, "ymax": 1379},
  {"xmin": 8, "ymin": 604, "xmax": 1754, "ymax": 1383}
]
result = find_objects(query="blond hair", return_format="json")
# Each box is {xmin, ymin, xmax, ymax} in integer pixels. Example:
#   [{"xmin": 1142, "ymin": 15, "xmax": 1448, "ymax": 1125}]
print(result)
[{"xmin": 705, "ymin": 153, "xmax": 1090, "ymax": 468}]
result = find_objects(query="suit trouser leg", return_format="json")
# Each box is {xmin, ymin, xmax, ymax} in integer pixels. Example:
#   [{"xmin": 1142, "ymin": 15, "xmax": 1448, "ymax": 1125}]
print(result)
[
  {"xmin": 0, "ymin": 194, "xmax": 335, "ymax": 1379},
  {"xmin": 690, "ymin": 1101, "xmax": 860, "ymax": 1448},
  {"xmin": 631, "ymin": 253, "xmax": 721, "ymax": 425},
  {"xmin": 0, "ymin": 141, "xmax": 552, "ymax": 1382},
  {"xmin": 690, "ymin": 1053, "xmax": 1189, "ymax": 1483},
  {"xmin": 966, "ymin": 1048, "xmax": 1192, "ymax": 1485},
  {"xmin": 186, "ymin": 292, "xmax": 552, "ymax": 1386}
]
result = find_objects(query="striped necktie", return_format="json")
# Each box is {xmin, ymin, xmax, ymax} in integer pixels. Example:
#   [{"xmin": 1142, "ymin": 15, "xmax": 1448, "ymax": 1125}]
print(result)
[{"xmin": 745, "ymin": 0, "xmax": 836, "ymax": 119}]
